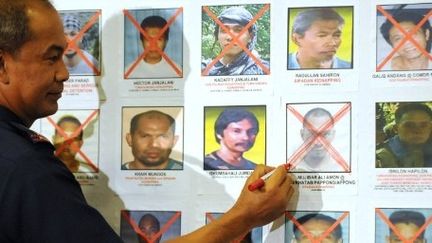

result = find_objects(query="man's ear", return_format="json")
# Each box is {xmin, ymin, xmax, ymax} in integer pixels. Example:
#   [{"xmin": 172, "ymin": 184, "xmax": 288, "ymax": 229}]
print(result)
[
  {"xmin": 126, "ymin": 133, "xmax": 132, "ymax": 147},
  {"xmin": 292, "ymin": 33, "xmax": 302, "ymax": 46},
  {"xmin": 0, "ymin": 50, "xmax": 8, "ymax": 84}
]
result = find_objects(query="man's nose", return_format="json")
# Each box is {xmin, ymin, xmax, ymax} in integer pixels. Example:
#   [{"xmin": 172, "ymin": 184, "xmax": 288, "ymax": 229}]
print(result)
[{"xmin": 57, "ymin": 60, "xmax": 70, "ymax": 83}]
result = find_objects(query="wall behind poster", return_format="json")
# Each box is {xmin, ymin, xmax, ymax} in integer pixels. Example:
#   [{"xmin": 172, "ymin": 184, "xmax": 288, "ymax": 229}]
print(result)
[{"xmin": 40, "ymin": 0, "xmax": 432, "ymax": 242}]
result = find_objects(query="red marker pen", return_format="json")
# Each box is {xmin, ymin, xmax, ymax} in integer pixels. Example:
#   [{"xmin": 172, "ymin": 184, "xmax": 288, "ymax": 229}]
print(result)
[{"xmin": 248, "ymin": 164, "xmax": 291, "ymax": 191}]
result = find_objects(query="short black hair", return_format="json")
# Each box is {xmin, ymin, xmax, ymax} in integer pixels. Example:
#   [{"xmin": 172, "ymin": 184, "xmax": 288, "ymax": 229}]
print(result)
[
  {"xmin": 292, "ymin": 8, "xmax": 345, "ymax": 36},
  {"xmin": 214, "ymin": 107, "xmax": 259, "ymax": 143},
  {"xmin": 380, "ymin": 11, "xmax": 432, "ymax": 52},
  {"xmin": 139, "ymin": 15, "xmax": 169, "ymax": 42},
  {"xmin": 388, "ymin": 210, "xmax": 426, "ymax": 239},
  {"xmin": 129, "ymin": 110, "xmax": 176, "ymax": 134},
  {"xmin": 138, "ymin": 213, "xmax": 160, "ymax": 231},
  {"xmin": 56, "ymin": 115, "xmax": 83, "ymax": 140},
  {"xmin": 293, "ymin": 213, "xmax": 342, "ymax": 240},
  {"xmin": 395, "ymin": 103, "xmax": 432, "ymax": 124},
  {"xmin": 0, "ymin": 0, "xmax": 55, "ymax": 55}
]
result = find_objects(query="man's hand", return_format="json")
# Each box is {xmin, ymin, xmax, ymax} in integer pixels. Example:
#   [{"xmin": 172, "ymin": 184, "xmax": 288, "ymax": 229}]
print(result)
[{"xmin": 229, "ymin": 164, "xmax": 294, "ymax": 228}]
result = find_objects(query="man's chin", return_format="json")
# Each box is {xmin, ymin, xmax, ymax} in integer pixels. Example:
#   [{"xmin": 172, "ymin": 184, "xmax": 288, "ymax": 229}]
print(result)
[{"xmin": 138, "ymin": 159, "xmax": 166, "ymax": 168}]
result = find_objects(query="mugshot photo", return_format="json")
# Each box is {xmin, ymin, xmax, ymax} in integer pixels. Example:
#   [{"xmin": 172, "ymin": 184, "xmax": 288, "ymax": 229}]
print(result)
[
  {"xmin": 204, "ymin": 106, "xmax": 266, "ymax": 170},
  {"xmin": 120, "ymin": 210, "xmax": 181, "ymax": 243},
  {"xmin": 59, "ymin": 10, "xmax": 101, "ymax": 76},
  {"xmin": 40, "ymin": 109, "xmax": 99, "ymax": 173},
  {"xmin": 376, "ymin": 101, "xmax": 432, "ymax": 168},
  {"xmin": 201, "ymin": 4, "xmax": 270, "ymax": 76},
  {"xmin": 206, "ymin": 212, "xmax": 263, "ymax": 242},
  {"xmin": 375, "ymin": 208, "xmax": 432, "ymax": 243},
  {"xmin": 285, "ymin": 211, "xmax": 350, "ymax": 243},
  {"xmin": 376, "ymin": 4, "xmax": 432, "ymax": 72},
  {"xmin": 121, "ymin": 107, "xmax": 184, "ymax": 170},
  {"xmin": 286, "ymin": 102, "xmax": 352, "ymax": 173},
  {"xmin": 124, "ymin": 8, "xmax": 183, "ymax": 79},
  {"xmin": 287, "ymin": 6, "xmax": 353, "ymax": 70}
]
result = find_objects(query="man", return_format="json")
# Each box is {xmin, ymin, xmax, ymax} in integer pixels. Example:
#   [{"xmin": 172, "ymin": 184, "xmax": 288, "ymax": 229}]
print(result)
[
  {"xmin": 201, "ymin": 6, "xmax": 270, "ymax": 76},
  {"xmin": 288, "ymin": 8, "xmax": 351, "ymax": 69},
  {"xmin": 386, "ymin": 210, "xmax": 426, "ymax": 243},
  {"xmin": 376, "ymin": 103, "xmax": 432, "ymax": 168},
  {"xmin": 137, "ymin": 214, "xmax": 162, "ymax": 243},
  {"xmin": 293, "ymin": 107, "xmax": 343, "ymax": 172},
  {"xmin": 53, "ymin": 115, "xmax": 96, "ymax": 173},
  {"xmin": 126, "ymin": 15, "xmax": 180, "ymax": 79},
  {"xmin": 292, "ymin": 213, "xmax": 343, "ymax": 243},
  {"xmin": 379, "ymin": 10, "xmax": 432, "ymax": 71},
  {"xmin": 205, "ymin": 108, "xmax": 260, "ymax": 170},
  {"xmin": 62, "ymin": 13, "xmax": 99, "ymax": 75},
  {"xmin": 122, "ymin": 110, "xmax": 182, "ymax": 170},
  {"xmin": 0, "ymin": 2, "xmax": 292, "ymax": 242}
]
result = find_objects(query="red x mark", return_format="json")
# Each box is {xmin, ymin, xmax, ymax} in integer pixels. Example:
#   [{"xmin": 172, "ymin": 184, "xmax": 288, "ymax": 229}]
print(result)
[
  {"xmin": 286, "ymin": 212, "xmax": 349, "ymax": 243},
  {"xmin": 201, "ymin": 5, "xmax": 270, "ymax": 76},
  {"xmin": 121, "ymin": 211, "xmax": 181, "ymax": 243},
  {"xmin": 286, "ymin": 103, "xmax": 351, "ymax": 172},
  {"xmin": 64, "ymin": 11, "xmax": 101, "ymax": 75},
  {"xmin": 123, "ymin": 8, "xmax": 183, "ymax": 79},
  {"xmin": 46, "ymin": 110, "xmax": 98, "ymax": 172},
  {"xmin": 376, "ymin": 209, "xmax": 432, "ymax": 243},
  {"xmin": 376, "ymin": 6, "xmax": 432, "ymax": 71},
  {"xmin": 206, "ymin": 213, "xmax": 256, "ymax": 243}
]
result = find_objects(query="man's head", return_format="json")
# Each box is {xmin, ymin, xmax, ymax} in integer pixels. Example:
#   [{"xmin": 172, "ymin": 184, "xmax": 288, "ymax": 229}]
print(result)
[
  {"xmin": 214, "ymin": 6, "xmax": 257, "ymax": 58},
  {"xmin": 380, "ymin": 11, "xmax": 431, "ymax": 60},
  {"xmin": 394, "ymin": 103, "xmax": 432, "ymax": 145},
  {"xmin": 126, "ymin": 110, "xmax": 178, "ymax": 168},
  {"xmin": 53, "ymin": 115, "xmax": 83, "ymax": 161},
  {"xmin": 292, "ymin": 213, "xmax": 343, "ymax": 243},
  {"xmin": 139, "ymin": 15, "xmax": 169, "ymax": 63},
  {"xmin": 291, "ymin": 8, "xmax": 345, "ymax": 63},
  {"xmin": 62, "ymin": 14, "xmax": 83, "ymax": 57},
  {"xmin": 214, "ymin": 108, "xmax": 259, "ymax": 154},
  {"xmin": 138, "ymin": 213, "xmax": 161, "ymax": 243},
  {"xmin": 301, "ymin": 107, "xmax": 335, "ymax": 161},
  {"xmin": 0, "ymin": 0, "xmax": 69, "ymax": 126},
  {"xmin": 387, "ymin": 210, "xmax": 426, "ymax": 243}
]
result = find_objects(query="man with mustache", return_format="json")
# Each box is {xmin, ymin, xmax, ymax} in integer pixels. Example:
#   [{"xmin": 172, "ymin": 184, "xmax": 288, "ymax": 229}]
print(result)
[
  {"xmin": 204, "ymin": 108, "xmax": 259, "ymax": 170},
  {"xmin": 123, "ymin": 110, "xmax": 182, "ymax": 170},
  {"xmin": 0, "ymin": 0, "xmax": 294, "ymax": 242},
  {"xmin": 288, "ymin": 8, "xmax": 351, "ymax": 69}
]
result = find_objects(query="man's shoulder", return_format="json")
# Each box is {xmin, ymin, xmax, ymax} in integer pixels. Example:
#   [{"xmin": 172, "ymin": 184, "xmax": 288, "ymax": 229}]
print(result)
[
  {"xmin": 334, "ymin": 57, "xmax": 352, "ymax": 69},
  {"xmin": 167, "ymin": 158, "xmax": 183, "ymax": 170},
  {"xmin": 287, "ymin": 52, "xmax": 300, "ymax": 69}
]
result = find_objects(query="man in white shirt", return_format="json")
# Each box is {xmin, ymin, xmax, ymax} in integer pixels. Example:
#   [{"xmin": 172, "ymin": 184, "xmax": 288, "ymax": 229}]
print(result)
[{"xmin": 127, "ymin": 15, "xmax": 181, "ymax": 79}]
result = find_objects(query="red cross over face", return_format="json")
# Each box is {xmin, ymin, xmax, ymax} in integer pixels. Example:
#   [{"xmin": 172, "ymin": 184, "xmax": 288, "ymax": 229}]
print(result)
[
  {"xmin": 376, "ymin": 6, "xmax": 432, "ymax": 71},
  {"xmin": 201, "ymin": 4, "xmax": 270, "ymax": 75},
  {"xmin": 287, "ymin": 212, "xmax": 348, "ymax": 243},
  {"xmin": 286, "ymin": 103, "xmax": 351, "ymax": 172},
  {"xmin": 46, "ymin": 110, "xmax": 99, "ymax": 173},
  {"xmin": 376, "ymin": 209, "xmax": 431, "ymax": 243},
  {"xmin": 62, "ymin": 11, "xmax": 101, "ymax": 75},
  {"xmin": 121, "ymin": 211, "xmax": 181, "ymax": 243}
]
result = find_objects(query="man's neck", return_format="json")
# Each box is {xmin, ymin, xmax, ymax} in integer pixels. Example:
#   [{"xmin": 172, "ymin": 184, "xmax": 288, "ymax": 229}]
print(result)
[
  {"xmin": 296, "ymin": 52, "xmax": 333, "ymax": 69},
  {"xmin": 303, "ymin": 153, "xmax": 329, "ymax": 169},
  {"xmin": 216, "ymin": 149, "xmax": 244, "ymax": 165},
  {"xmin": 60, "ymin": 158, "xmax": 80, "ymax": 172},
  {"xmin": 144, "ymin": 56, "xmax": 163, "ymax": 64}
]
